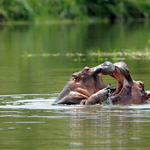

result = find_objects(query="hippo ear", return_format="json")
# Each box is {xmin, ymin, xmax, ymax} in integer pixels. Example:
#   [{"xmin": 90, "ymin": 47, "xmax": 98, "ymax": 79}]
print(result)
[
  {"xmin": 144, "ymin": 92, "xmax": 150, "ymax": 100},
  {"xmin": 71, "ymin": 72, "xmax": 82, "ymax": 81},
  {"xmin": 72, "ymin": 74, "xmax": 78, "ymax": 79}
]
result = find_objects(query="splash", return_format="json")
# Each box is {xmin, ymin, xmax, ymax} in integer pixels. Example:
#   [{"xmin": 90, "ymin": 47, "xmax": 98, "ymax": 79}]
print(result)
[{"xmin": 102, "ymin": 89, "xmax": 113, "ymax": 105}]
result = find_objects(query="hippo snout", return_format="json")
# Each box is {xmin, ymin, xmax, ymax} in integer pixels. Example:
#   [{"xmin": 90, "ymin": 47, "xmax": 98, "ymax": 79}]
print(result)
[
  {"xmin": 94, "ymin": 61, "xmax": 115, "ymax": 75},
  {"xmin": 106, "ymin": 86, "xmax": 116, "ymax": 94}
]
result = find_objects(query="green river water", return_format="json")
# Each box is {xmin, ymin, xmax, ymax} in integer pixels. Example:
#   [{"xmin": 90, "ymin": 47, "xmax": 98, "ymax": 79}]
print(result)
[{"xmin": 0, "ymin": 22, "xmax": 150, "ymax": 149}]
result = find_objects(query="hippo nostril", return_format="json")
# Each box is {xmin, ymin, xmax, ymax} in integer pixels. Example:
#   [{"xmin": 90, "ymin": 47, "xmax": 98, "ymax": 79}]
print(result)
[
  {"xmin": 107, "ymin": 89, "xmax": 111, "ymax": 93},
  {"xmin": 107, "ymin": 89, "xmax": 111, "ymax": 97},
  {"xmin": 139, "ymin": 82, "xmax": 143, "ymax": 86}
]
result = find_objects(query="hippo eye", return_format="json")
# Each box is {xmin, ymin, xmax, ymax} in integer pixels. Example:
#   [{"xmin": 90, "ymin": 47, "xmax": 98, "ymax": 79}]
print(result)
[{"xmin": 138, "ymin": 81, "xmax": 144, "ymax": 88}]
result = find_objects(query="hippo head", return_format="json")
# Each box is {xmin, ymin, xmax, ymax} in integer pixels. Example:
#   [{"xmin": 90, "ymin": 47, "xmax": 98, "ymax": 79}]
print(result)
[
  {"xmin": 109, "ymin": 62, "xmax": 149, "ymax": 104},
  {"xmin": 53, "ymin": 61, "xmax": 115, "ymax": 105}
]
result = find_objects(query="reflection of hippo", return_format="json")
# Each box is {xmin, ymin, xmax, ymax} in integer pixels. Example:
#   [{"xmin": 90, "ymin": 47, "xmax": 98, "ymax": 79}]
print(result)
[
  {"xmin": 107, "ymin": 62, "xmax": 150, "ymax": 104},
  {"xmin": 53, "ymin": 62, "xmax": 115, "ymax": 105}
]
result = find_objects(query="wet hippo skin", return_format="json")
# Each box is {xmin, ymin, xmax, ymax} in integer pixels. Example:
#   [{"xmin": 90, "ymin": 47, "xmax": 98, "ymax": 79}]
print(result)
[
  {"xmin": 108, "ymin": 62, "xmax": 150, "ymax": 104},
  {"xmin": 53, "ymin": 61, "xmax": 115, "ymax": 105},
  {"xmin": 53, "ymin": 61, "xmax": 150, "ymax": 105}
]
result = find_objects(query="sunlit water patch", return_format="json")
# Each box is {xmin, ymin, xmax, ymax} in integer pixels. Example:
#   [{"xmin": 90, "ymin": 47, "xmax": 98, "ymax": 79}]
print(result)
[{"xmin": 0, "ymin": 93, "xmax": 85, "ymax": 111}]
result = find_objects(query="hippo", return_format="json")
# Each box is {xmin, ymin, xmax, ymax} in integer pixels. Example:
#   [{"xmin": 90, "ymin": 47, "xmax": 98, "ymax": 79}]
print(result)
[
  {"xmin": 53, "ymin": 61, "xmax": 116, "ymax": 105},
  {"xmin": 107, "ymin": 62, "xmax": 150, "ymax": 104}
]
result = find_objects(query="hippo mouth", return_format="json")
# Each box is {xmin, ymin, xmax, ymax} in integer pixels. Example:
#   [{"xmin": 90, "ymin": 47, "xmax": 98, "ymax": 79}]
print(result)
[
  {"xmin": 109, "ymin": 79, "xmax": 124, "ymax": 101},
  {"xmin": 108, "ymin": 62, "xmax": 133, "ymax": 102}
]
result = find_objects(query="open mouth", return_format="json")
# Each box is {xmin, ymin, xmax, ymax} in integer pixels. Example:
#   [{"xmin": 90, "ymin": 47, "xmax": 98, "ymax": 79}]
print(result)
[
  {"xmin": 107, "ymin": 62, "xmax": 133, "ymax": 101},
  {"xmin": 109, "ymin": 80, "xmax": 123, "ymax": 100}
]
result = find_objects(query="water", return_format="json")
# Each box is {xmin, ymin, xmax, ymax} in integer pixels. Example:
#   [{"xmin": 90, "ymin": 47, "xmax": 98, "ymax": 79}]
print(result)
[
  {"xmin": 1, "ymin": 94, "xmax": 150, "ymax": 149},
  {"xmin": 103, "ymin": 89, "xmax": 113, "ymax": 105},
  {"xmin": 0, "ymin": 22, "xmax": 150, "ymax": 149}
]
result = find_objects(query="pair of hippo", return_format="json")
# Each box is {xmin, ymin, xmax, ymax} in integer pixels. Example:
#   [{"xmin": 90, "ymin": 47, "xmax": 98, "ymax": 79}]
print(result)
[{"xmin": 53, "ymin": 61, "xmax": 150, "ymax": 105}]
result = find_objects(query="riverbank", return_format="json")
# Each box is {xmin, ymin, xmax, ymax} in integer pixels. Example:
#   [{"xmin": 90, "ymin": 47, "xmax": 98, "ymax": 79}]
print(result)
[
  {"xmin": 0, "ymin": 18, "xmax": 106, "ymax": 26},
  {"xmin": 1, "ymin": 0, "xmax": 150, "ymax": 23}
]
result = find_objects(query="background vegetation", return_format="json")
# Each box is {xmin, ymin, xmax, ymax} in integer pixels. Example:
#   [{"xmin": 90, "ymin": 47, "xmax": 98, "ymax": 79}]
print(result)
[{"xmin": 1, "ymin": 0, "xmax": 150, "ymax": 22}]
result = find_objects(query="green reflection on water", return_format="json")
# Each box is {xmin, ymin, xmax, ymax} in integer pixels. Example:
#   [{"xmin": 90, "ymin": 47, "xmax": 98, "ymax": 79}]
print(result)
[
  {"xmin": 0, "ymin": 22, "xmax": 150, "ymax": 95},
  {"xmin": 1, "ymin": 22, "xmax": 150, "ymax": 150},
  {"xmin": 0, "ymin": 104, "xmax": 150, "ymax": 150}
]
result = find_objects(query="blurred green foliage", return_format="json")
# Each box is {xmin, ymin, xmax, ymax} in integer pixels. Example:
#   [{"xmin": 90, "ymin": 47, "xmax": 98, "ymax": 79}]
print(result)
[{"xmin": 0, "ymin": 0, "xmax": 150, "ymax": 22}]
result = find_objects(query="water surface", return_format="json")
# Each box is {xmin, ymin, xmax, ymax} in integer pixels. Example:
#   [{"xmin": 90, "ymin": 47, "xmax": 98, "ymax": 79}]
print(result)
[
  {"xmin": 1, "ymin": 94, "xmax": 150, "ymax": 149},
  {"xmin": 0, "ymin": 22, "xmax": 150, "ymax": 149}
]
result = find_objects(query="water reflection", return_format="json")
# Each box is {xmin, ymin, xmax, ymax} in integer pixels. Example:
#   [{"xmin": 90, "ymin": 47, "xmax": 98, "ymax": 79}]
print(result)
[
  {"xmin": 0, "ymin": 94, "xmax": 150, "ymax": 149},
  {"xmin": 69, "ymin": 106, "xmax": 150, "ymax": 149},
  {"xmin": 0, "ymin": 22, "xmax": 150, "ymax": 95},
  {"xmin": 1, "ymin": 22, "xmax": 150, "ymax": 55}
]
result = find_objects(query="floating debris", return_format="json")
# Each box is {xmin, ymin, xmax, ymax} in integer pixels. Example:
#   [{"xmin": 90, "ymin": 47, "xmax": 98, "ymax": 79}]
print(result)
[
  {"xmin": 52, "ymin": 53, "xmax": 60, "ymax": 57},
  {"xmin": 66, "ymin": 53, "xmax": 74, "ymax": 56},
  {"xmin": 76, "ymin": 53, "xmax": 84, "ymax": 56},
  {"xmin": 90, "ymin": 50, "xmax": 150, "ymax": 60},
  {"xmin": 22, "ymin": 50, "xmax": 150, "ymax": 60}
]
